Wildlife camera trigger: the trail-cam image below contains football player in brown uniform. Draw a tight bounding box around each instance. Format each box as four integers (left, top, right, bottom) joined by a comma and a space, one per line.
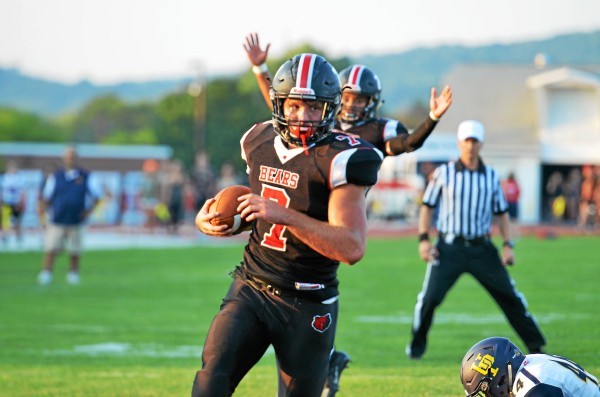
244, 32, 452, 395
193, 53, 383, 396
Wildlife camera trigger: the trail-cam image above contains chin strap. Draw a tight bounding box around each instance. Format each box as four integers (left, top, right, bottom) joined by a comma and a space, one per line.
507, 362, 514, 397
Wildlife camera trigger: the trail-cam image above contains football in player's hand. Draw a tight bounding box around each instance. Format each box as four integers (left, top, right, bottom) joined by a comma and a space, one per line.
206, 185, 251, 234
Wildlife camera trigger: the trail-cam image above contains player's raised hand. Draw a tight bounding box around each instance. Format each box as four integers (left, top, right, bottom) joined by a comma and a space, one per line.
243, 32, 270, 67
430, 85, 453, 119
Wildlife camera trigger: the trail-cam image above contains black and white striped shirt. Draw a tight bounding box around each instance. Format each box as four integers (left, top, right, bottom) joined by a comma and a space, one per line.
422, 159, 508, 238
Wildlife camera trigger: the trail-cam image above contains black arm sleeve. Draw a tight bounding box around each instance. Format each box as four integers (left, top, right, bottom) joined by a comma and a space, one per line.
387, 115, 438, 155
345, 148, 383, 187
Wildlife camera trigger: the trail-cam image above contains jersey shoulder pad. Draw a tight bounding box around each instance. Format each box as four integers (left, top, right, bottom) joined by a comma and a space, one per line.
379, 117, 408, 133
241, 121, 273, 144
241, 121, 276, 163
329, 142, 383, 188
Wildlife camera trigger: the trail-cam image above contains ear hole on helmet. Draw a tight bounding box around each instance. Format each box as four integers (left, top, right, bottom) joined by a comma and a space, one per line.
497, 375, 506, 386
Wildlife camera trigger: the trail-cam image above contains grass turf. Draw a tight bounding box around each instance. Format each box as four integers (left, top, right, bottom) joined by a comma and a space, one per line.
1, 235, 598, 396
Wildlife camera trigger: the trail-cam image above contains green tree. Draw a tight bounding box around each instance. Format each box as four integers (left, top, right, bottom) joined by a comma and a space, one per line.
69, 95, 158, 143
205, 77, 271, 173
1, 43, 351, 179
154, 92, 196, 168
0, 107, 66, 142
101, 128, 158, 145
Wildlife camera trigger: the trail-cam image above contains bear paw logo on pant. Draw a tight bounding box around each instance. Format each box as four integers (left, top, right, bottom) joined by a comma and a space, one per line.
311, 313, 332, 333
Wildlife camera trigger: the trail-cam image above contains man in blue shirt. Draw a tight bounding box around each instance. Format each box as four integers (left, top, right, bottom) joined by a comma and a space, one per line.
38, 146, 99, 285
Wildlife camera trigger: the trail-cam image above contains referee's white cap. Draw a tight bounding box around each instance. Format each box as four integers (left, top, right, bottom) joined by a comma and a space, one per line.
457, 120, 485, 142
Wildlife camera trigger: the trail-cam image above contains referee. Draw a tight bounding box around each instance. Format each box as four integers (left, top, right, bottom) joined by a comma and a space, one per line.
406, 120, 546, 360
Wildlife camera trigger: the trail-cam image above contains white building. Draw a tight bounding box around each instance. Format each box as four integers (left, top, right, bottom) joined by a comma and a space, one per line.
376, 62, 600, 224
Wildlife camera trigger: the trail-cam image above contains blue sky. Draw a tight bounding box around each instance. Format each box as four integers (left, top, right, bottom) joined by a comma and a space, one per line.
1, 0, 599, 84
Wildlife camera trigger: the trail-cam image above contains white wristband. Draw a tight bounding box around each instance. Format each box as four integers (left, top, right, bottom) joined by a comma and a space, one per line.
429, 111, 440, 121
252, 63, 268, 75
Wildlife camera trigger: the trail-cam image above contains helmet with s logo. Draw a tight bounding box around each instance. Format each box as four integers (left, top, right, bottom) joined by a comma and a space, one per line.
460, 337, 525, 397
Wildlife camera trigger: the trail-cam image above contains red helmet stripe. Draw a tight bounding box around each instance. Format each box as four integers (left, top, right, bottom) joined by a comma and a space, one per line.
349, 65, 364, 86
297, 54, 315, 90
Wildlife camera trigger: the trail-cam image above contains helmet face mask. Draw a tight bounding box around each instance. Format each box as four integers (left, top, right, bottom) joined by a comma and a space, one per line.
270, 53, 341, 147
338, 65, 382, 126
465, 376, 493, 396
460, 337, 525, 397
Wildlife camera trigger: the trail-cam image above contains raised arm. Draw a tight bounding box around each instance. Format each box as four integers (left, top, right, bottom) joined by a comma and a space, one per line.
243, 32, 273, 110
385, 85, 453, 156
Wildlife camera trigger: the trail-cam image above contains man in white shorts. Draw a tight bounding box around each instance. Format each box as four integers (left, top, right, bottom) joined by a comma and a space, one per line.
38, 147, 99, 285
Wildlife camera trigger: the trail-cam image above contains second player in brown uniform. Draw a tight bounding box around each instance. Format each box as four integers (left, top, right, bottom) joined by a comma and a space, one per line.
336, 64, 452, 157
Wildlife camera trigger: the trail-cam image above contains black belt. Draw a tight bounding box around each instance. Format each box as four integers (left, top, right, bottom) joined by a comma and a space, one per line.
244, 273, 283, 296
439, 233, 489, 246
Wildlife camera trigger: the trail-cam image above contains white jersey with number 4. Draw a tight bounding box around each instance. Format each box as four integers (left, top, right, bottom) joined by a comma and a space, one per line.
512, 354, 599, 397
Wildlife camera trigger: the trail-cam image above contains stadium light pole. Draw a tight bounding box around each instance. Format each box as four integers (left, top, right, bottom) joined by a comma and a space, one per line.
188, 62, 206, 158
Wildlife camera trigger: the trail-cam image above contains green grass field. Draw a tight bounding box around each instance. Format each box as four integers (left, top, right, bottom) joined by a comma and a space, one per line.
1, 235, 599, 396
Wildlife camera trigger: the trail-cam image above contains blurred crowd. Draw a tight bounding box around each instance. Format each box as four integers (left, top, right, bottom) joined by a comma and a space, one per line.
137, 151, 243, 234
2, 154, 600, 247
544, 164, 600, 230
0, 150, 245, 247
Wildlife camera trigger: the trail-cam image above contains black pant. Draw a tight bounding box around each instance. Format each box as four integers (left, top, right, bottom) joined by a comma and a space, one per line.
192, 276, 338, 396
410, 239, 546, 353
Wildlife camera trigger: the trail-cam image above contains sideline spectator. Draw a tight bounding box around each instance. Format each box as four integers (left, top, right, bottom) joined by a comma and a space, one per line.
190, 151, 216, 213
183, 180, 197, 223
562, 168, 581, 223
37, 147, 99, 285
502, 172, 520, 221
215, 162, 241, 192
578, 164, 598, 232
545, 171, 564, 223
588, 165, 600, 230
1, 160, 26, 247
139, 159, 161, 231
593, 165, 600, 228
165, 159, 186, 234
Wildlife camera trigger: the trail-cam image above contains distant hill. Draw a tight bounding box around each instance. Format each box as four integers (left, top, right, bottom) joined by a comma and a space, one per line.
355, 30, 600, 113
0, 68, 192, 116
1, 30, 599, 117
354, 30, 600, 111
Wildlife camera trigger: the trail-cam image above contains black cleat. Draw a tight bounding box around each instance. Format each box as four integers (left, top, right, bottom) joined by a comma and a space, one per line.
322, 350, 351, 397
406, 343, 425, 360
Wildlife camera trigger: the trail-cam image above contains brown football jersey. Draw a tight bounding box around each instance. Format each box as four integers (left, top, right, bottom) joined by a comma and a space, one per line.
240, 121, 383, 299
